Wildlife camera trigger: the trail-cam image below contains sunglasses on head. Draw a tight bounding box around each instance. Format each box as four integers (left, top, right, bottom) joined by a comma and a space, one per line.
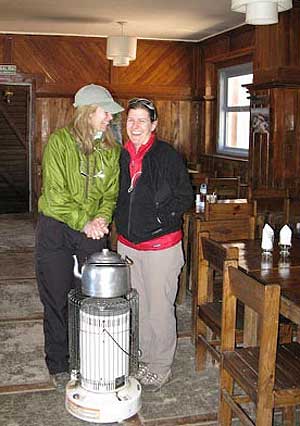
128, 98, 157, 121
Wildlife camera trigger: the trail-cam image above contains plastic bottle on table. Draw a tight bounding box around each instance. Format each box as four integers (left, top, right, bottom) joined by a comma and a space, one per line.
198, 183, 207, 212
195, 193, 201, 213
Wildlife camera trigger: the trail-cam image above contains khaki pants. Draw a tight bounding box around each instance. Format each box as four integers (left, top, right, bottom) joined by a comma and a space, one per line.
118, 241, 184, 375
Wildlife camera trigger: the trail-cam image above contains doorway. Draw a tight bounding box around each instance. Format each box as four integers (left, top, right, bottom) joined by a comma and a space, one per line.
0, 83, 31, 214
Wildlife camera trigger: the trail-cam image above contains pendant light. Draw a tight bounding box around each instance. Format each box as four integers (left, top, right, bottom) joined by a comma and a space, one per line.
106, 22, 137, 67
231, 0, 293, 25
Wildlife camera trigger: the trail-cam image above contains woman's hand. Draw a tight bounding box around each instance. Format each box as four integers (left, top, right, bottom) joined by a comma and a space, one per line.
83, 217, 109, 239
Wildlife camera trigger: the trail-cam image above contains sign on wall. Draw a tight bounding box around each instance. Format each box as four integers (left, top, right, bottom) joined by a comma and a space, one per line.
0, 65, 17, 75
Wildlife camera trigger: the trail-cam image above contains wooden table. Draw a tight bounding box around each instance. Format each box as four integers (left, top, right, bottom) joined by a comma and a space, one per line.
222, 238, 300, 327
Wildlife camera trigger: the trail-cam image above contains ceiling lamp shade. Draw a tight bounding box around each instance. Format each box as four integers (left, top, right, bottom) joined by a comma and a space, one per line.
106, 36, 137, 66
231, 0, 293, 25
106, 22, 137, 67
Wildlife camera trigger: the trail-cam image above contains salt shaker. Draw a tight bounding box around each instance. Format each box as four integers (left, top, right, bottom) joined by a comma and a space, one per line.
200, 183, 207, 202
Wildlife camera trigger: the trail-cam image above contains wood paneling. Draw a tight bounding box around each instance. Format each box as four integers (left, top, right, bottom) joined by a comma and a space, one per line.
12, 35, 110, 95
246, 5, 300, 199
35, 98, 73, 153
229, 26, 254, 52
200, 26, 254, 62
196, 26, 255, 179
248, 86, 300, 197
254, 8, 300, 85
111, 40, 192, 99
35, 97, 192, 157
199, 154, 248, 188
2, 35, 193, 99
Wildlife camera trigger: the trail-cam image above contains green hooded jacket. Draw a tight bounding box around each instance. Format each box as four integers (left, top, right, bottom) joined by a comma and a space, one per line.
38, 128, 121, 231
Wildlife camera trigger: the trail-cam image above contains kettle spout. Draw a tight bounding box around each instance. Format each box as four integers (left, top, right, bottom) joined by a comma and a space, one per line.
73, 255, 82, 279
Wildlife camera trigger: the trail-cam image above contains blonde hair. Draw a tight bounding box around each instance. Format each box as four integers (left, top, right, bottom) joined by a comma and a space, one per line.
69, 104, 117, 155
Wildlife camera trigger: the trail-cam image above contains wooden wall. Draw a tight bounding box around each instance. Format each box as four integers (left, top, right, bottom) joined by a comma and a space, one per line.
195, 4, 300, 223
0, 34, 198, 209
196, 25, 255, 184
248, 5, 300, 200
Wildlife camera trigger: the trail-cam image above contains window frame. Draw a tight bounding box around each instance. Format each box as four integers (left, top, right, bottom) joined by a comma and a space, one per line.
217, 62, 253, 158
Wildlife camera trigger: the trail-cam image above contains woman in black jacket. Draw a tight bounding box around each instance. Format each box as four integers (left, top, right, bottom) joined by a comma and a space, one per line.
115, 98, 193, 392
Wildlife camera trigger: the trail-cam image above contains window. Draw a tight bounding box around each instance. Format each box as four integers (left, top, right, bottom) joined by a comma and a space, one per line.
217, 63, 253, 157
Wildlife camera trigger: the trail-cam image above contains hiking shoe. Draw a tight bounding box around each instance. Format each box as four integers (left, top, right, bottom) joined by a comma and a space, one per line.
135, 362, 150, 381
51, 372, 70, 392
140, 369, 172, 392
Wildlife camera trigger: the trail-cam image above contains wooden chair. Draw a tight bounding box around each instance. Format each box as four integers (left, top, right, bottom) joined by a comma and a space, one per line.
176, 210, 192, 304
195, 236, 241, 371
249, 187, 290, 237
205, 177, 241, 199
219, 266, 300, 426
195, 234, 293, 371
191, 201, 256, 345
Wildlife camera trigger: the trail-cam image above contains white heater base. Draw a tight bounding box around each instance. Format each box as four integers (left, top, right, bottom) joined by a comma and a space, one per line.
65, 377, 142, 423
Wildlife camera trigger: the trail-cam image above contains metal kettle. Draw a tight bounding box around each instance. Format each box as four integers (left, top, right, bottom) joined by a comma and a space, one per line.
73, 248, 132, 298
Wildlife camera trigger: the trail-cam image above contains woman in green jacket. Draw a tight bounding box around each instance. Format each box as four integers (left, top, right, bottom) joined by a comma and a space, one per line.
36, 84, 123, 386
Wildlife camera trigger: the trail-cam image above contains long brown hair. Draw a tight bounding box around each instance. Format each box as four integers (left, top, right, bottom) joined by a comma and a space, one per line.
69, 104, 117, 155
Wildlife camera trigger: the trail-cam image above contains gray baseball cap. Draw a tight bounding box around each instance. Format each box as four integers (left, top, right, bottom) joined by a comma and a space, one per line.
73, 84, 124, 114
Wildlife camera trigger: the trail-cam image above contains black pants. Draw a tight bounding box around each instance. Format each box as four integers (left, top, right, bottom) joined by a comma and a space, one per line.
35, 214, 107, 374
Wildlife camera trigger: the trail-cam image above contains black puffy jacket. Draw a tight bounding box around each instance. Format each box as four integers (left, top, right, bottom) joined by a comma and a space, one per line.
115, 138, 194, 244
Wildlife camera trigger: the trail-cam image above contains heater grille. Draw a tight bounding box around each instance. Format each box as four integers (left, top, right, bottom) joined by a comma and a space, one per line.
68, 288, 139, 385
80, 298, 130, 393
68, 288, 87, 373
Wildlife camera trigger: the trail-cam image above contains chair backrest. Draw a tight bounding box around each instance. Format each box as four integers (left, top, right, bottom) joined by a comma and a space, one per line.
198, 234, 239, 304
197, 216, 256, 241
249, 187, 290, 236
205, 177, 240, 199
204, 199, 253, 222
200, 235, 239, 274
221, 266, 281, 407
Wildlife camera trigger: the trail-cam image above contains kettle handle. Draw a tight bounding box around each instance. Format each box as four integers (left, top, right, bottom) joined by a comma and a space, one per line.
125, 255, 133, 265
73, 255, 84, 278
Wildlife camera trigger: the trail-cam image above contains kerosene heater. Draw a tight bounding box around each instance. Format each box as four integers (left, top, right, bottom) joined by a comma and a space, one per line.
65, 249, 142, 423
